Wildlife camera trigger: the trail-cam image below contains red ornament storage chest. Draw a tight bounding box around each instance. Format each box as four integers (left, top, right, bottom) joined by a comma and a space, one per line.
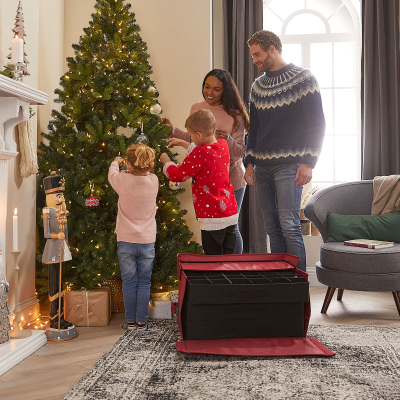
175, 253, 334, 357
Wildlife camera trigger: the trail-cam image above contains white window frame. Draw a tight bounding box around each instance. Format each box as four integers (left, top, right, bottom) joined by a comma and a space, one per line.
263, 0, 362, 186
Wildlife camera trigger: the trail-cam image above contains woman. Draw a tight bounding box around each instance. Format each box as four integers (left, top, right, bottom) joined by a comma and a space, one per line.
166, 69, 249, 254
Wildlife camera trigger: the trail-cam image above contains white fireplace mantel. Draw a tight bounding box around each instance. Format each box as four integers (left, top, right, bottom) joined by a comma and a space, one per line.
0, 74, 49, 154
0, 75, 49, 376
0, 74, 49, 104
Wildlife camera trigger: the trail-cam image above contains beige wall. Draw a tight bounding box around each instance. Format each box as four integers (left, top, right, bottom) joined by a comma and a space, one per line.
0, 0, 41, 321
37, 0, 65, 142
130, 0, 212, 244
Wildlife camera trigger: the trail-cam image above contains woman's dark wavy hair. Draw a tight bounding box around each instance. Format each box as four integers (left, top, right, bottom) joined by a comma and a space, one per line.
202, 69, 249, 132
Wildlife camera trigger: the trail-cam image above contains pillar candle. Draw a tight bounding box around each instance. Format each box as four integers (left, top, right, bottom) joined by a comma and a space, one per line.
11, 36, 23, 63
13, 208, 18, 251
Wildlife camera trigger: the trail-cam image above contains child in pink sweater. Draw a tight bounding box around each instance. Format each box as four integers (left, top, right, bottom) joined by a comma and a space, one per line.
108, 144, 158, 331
160, 109, 238, 255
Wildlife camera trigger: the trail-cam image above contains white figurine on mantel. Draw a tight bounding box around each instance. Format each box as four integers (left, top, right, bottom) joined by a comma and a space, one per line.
0, 246, 11, 345
5, 1, 30, 76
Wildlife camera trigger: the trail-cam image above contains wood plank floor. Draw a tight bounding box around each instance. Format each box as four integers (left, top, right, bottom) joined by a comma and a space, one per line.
1, 287, 399, 400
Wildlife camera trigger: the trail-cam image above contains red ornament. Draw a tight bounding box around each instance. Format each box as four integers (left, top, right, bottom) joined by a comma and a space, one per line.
85, 195, 99, 209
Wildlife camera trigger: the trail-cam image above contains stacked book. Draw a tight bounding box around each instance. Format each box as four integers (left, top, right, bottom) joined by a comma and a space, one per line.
343, 239, 394, 249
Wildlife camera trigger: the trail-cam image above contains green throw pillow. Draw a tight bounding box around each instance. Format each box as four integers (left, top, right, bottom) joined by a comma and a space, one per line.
326, 210, 400, 243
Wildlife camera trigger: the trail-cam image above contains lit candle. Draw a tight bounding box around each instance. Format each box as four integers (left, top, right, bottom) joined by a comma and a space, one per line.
11, 35, 23, 63
13, 208, 18, 251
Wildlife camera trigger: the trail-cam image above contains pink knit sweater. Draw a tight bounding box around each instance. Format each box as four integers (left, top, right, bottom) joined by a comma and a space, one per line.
108, 161, 159, 244
171, 101, 246, 191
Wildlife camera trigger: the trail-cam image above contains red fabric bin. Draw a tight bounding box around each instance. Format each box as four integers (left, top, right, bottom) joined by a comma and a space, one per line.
175, 253, 333, 357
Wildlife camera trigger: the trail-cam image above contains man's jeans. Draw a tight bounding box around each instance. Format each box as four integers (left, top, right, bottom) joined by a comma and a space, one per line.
255, 164, 306, 271
117, 242, 155, 323
233, 186, 246, 254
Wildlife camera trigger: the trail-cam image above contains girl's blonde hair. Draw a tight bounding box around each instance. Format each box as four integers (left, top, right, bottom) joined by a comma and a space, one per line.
126, 143, 155, 171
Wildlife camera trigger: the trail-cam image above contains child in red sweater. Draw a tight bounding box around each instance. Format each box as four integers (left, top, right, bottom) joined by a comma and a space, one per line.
109, 144, 158, 331
160, 109, 238, 255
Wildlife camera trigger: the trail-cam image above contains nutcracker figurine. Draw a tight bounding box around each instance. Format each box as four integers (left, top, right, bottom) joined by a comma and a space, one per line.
42, 171, 78, 340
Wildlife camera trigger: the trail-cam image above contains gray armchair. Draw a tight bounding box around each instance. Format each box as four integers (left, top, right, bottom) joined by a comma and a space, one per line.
304, 180, 400, 316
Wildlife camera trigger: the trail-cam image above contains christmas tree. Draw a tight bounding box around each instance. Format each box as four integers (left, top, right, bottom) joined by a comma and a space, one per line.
36, 0, 202, 294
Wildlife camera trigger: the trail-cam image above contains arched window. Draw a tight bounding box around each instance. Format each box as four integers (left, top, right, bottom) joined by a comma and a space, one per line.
263, 0, 361, 186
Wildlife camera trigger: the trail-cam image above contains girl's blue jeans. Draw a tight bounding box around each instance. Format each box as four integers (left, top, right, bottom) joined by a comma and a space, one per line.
255, 164, 306, 271
117, 241, 155, 323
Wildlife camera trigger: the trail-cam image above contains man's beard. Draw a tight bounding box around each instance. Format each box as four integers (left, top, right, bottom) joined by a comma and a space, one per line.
260, 53, 274, 72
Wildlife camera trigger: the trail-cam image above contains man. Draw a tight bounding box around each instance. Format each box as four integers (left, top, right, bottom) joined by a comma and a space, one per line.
244, 30, 325, 271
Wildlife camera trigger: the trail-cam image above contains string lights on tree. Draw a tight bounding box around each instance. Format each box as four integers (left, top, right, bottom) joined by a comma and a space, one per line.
36, 0, 201, 295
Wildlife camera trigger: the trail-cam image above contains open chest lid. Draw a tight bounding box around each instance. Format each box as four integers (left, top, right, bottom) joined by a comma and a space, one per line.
177, 253, 300, 277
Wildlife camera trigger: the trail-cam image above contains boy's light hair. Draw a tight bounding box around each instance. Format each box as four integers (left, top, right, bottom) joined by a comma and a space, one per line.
126, 143, 155, 171
185, 109, 216, 137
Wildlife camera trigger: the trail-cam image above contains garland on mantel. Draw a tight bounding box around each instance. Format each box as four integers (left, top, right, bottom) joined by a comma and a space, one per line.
0, 69, 12, 78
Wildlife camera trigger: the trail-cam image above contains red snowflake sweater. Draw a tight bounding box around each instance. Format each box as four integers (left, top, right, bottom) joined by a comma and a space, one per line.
163, 139, 238, 231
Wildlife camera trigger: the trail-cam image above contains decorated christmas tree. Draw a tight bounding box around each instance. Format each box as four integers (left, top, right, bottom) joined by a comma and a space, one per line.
36, 0, 202, 294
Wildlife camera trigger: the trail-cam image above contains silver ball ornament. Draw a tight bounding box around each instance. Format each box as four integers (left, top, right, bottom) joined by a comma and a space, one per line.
150, 104, 162, 115
136, 133, 149, 144
169, 181, 181, 190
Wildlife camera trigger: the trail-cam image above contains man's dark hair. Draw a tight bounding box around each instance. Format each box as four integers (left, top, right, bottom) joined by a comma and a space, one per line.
202, 69, 249, 131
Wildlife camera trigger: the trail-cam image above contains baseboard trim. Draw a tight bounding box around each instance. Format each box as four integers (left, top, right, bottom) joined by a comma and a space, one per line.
0, 330, 47, 376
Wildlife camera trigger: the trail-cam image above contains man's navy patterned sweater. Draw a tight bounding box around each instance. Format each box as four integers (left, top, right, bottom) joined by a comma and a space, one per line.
244, 63, 325, 168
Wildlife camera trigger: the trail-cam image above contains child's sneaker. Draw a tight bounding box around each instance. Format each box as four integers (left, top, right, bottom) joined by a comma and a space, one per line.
136, 322, 152, 331
121, 322, 136, 331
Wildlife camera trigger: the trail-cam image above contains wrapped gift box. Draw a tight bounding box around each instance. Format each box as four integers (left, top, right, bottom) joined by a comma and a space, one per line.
169, 290, 179, 303
169, 290, 179, 316
101, 277, 124, 313
65, 287, 111, 327
148, 300, 172, 319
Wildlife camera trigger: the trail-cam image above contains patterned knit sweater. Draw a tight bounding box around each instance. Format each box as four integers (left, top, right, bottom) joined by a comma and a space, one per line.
244, 63, 325, 168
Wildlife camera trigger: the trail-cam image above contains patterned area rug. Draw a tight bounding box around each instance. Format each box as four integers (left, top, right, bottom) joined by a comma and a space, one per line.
63, 321, 400, 400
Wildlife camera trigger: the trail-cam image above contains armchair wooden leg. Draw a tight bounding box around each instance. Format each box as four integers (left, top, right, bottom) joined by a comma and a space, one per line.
337, 289, 344, 301
393, 291, 400, 317
321, 287, 336, 314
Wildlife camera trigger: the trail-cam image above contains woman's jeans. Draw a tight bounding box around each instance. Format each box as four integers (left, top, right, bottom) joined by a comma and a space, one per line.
233, 186, 245, 254
117, 241, 155, 323
255, 164, 306, 271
